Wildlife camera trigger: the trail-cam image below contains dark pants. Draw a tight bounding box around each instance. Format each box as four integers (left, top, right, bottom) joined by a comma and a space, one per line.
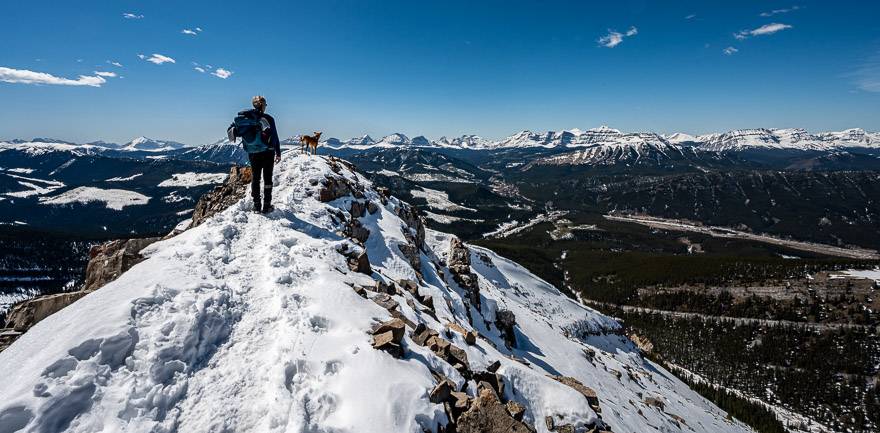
248, 151, 275, 209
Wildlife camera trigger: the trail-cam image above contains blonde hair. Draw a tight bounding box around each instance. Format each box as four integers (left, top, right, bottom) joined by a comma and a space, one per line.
252, 95, 267, 110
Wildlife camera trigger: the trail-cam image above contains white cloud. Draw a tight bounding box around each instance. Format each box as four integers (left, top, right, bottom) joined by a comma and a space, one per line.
182, 29, 197, 35
760, 6, 800, 17
0, 66, 106, 87
684, 14, 696, 20
195, 27, 203, 32
849, 53, 880, 93
122, 13, 143, 20
598, 26, 637, 48
723, 46, 739, 55
107, 60, 123, 68
94, 71, 117, 77
194, 67, 206, 73
212, 68, 233, 79
139, 53, 176, 65
735, 23, 793, 40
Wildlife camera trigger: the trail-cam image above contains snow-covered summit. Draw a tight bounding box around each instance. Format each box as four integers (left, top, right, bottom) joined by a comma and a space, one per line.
121, 136, 188, 152
0, 153, 754, 433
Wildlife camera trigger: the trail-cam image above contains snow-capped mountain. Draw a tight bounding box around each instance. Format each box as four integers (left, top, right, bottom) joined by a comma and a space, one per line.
176, 138, 248, 164
691, 128, 880, 153
434, 135, 494, 149
121, 136, 188, 152
0, 154, 755, 433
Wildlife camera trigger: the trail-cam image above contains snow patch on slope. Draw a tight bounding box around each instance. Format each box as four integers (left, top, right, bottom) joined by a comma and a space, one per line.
39, 187, 150, 210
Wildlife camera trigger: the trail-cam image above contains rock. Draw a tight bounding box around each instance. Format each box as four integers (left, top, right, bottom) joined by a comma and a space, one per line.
430, 378, 455, 404
346, 220, 370, 243
487, 360, 501, 373
372, 318, 406, 342
371, 293, 399, 311
551, 376, 600, 412
447, 322, 478, 346
474, 371, 505, 398
372, 331, 403, 358
367, 200, 379, 214
447, 237, 481, 312
390, 310, 417, 328
352, 285, 368, 298
348, 250, 372, 275
412, 325, 439, 346
398, 279, 418, 292
506, 401, 525, 421
319, 176, 354, 202
644, 396, 665, 410
376, 187, 391, 198
447, 344, 470, 369
350, 200, 365, 218
426, 335, 451, 355
83, 237, 161, 292
629, 333, 654, 354
191, 166, 250, 227
495, 309, 517, 348
5, 292, 86, 332
457, 389, 535, 433
397, 242, 421, 274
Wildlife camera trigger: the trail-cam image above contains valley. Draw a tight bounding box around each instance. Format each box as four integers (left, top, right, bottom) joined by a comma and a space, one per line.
2, 126, 879, 433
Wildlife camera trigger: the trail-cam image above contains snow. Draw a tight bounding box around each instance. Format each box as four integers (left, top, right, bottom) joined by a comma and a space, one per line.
39, 186, 150, 210
5, 168, 35, 174
105, 173, 143, 182
121, 136, 187, 152
158, 172, 228, 188
410, 187, 476, 212
3, 175, 65, 198
838, 268, 880, 281
0, 154, 755, 433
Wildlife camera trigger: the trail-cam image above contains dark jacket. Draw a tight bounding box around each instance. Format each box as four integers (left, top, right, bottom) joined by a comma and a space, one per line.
231, 109, 282, 157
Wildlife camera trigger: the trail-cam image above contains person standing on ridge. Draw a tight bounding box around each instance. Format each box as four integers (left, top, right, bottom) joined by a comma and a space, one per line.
228, 95, 282, 213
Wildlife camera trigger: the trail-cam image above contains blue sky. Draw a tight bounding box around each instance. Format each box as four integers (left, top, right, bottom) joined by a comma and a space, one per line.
1, 0, 878, 145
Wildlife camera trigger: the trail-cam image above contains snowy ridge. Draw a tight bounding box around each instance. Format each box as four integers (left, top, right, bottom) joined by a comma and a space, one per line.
0, 154, 754, 433
317, 126, 879, 152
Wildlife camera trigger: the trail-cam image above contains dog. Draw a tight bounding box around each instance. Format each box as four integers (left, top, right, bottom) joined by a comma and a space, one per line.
299, 131, 322, 156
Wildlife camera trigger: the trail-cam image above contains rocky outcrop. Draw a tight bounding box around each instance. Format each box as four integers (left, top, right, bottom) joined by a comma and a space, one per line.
83, 237, 162, 292
447, 237, 481, 313
191, 166, 251, 227
371, 318, 405, 358
551, 376, 601, 413
495, 309, 517, 349
395, 202, 425, 273
457, 389, 536, 433
4, 292, 86, 332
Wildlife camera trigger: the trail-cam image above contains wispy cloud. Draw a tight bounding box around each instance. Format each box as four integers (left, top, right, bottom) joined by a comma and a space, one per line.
122, 13, 143, 20
107, 60, 123, 68
0, 66, 106, 87
212, 68, 233, 79
598, 26, 638, 48
94, 71, 117, 78
138, 53, 176, 65
194, 67, 206, 73
849, 52, 880, 93
723, 46, 739, 55
734, 23, 792, 40
182, 27, 202, 36
760, 6, 800, 17
684, 14, 697, 20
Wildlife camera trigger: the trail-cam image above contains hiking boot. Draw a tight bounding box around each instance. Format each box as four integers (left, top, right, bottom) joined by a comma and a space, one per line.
261, 204, 275, 214
253, 200, 262, 213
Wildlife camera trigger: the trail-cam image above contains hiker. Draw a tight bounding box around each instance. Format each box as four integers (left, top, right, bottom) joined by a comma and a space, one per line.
227, 95, 282, 213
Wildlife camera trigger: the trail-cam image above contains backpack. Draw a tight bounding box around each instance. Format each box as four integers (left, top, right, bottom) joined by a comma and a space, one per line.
229, 110, 271, 154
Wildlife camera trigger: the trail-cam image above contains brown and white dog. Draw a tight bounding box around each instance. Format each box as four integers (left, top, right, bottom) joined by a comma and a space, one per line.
299, 131, 322, 155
